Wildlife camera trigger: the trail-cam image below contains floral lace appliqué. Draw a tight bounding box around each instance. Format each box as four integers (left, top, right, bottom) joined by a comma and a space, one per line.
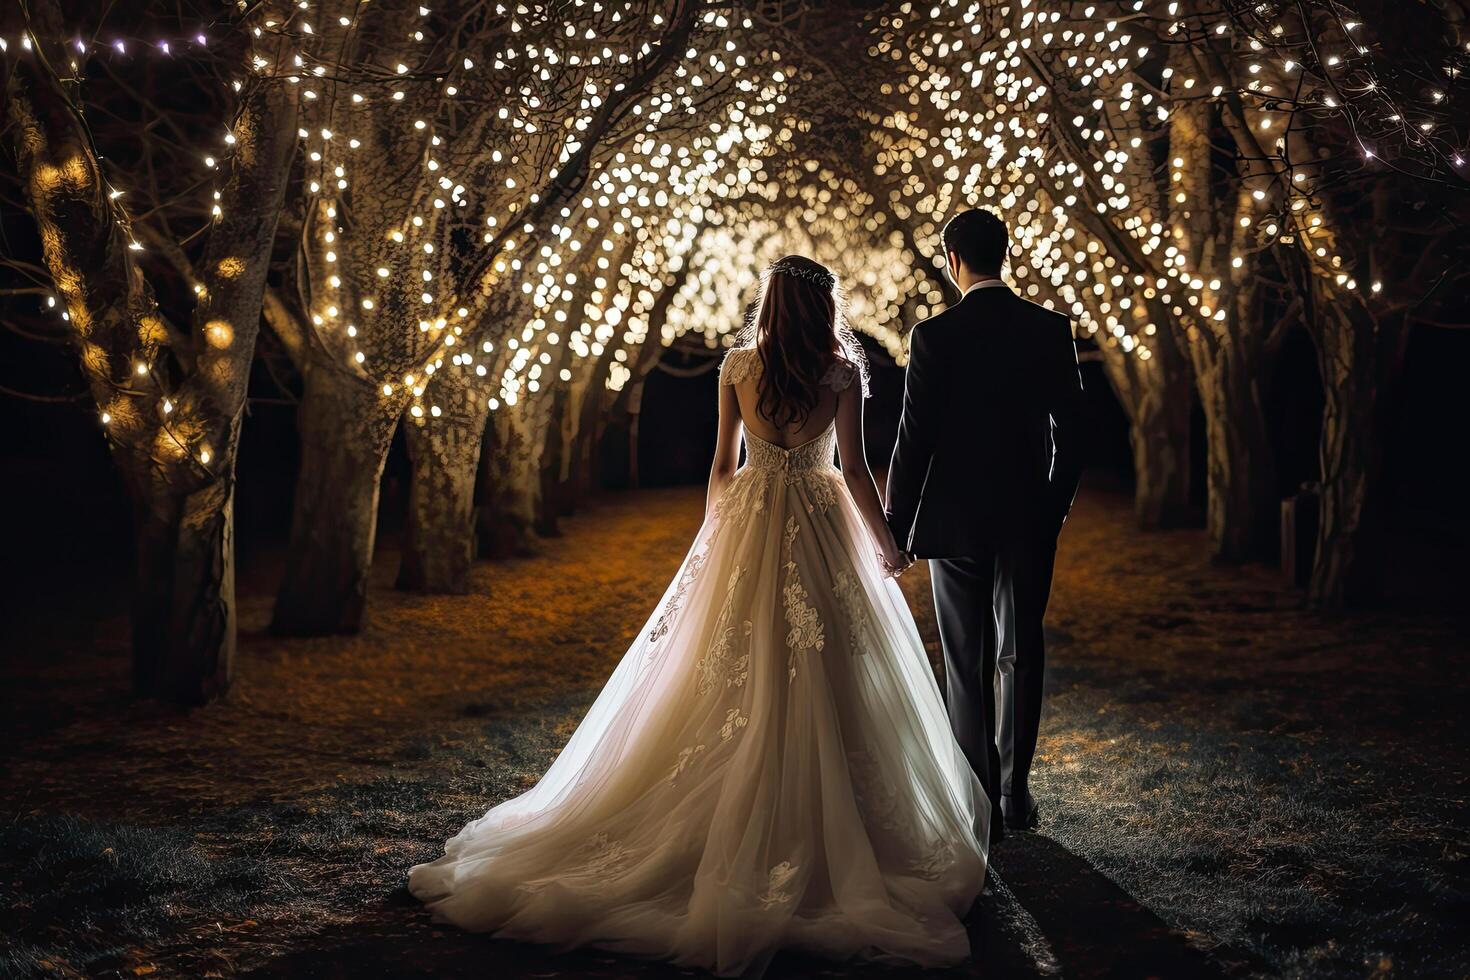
519, 833, 631, 894
713, 468, 769, 530
669, 743, 706, 785
719, 347, 761, 386
782, 517, 825, 681
832, 569, 870, 654
696, 566, 750, 694
731, 623, 752, 688
744, 426, 837, 477
848, 749, 959, 878
848, 749, 905, 835
720, 707, 749, 742
820, 358, 858, 393
579, 832, 631, 876
799, 471, 840, 513
910, 839, 957, 881
649, 549, 706, 644
758, 861, 800, 910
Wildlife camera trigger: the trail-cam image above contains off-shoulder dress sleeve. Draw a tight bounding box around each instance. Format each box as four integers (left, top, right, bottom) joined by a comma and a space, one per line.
720, 347, 760, 385
821, 358, 859, 393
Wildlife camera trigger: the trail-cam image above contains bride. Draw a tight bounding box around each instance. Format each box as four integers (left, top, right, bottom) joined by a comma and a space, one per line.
409, 255, 989, 976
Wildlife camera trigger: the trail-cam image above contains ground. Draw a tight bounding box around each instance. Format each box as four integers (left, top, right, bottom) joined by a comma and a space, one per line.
1, 485, 1465, 979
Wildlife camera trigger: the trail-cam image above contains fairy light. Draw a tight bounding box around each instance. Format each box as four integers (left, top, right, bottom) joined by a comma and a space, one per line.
10, 0, 1461, 497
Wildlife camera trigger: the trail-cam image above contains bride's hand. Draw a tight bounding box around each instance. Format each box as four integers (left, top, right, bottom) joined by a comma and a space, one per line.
879, 540, 911, 579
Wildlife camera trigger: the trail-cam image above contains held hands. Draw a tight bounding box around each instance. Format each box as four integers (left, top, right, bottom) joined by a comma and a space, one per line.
879, 541, 914, 579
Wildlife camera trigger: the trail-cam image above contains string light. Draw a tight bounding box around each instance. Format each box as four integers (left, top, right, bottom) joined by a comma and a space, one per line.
8, 0, 1463, 481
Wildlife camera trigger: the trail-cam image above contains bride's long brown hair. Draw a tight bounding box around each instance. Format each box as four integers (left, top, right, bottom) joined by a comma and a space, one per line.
749, 255, 865, 429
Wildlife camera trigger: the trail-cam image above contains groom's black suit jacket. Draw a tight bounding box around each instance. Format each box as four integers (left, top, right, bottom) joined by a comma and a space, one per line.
885, 284, 1084, 557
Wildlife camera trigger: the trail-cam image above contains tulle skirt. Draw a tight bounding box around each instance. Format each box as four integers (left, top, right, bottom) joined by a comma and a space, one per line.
409, 458, 989, 977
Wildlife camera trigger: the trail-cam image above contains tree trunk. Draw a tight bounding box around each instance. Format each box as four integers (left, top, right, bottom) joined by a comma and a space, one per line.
273, 368, 398, 634
397, 372, 491, 593
567, 421, 597, 506
569, 400, 607, 503
1098, 310, 1195, 532
628, 406, 643, 489
566, 344, 622, 505
477, 399, 538, 557
553, 378, 585, 519
534, 382, 570, 537
7, 6, 297, 702
1164, 75, 1279, 562
1308, 301, 1407, 608
1286, 178, 1413, 607
1194, 336, 1277, 562
125, 427, 239, 705
1128, 364, 1195, 531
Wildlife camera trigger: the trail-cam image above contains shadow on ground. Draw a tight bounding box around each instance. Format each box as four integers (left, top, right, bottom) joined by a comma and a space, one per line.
237, 832, 1226, 980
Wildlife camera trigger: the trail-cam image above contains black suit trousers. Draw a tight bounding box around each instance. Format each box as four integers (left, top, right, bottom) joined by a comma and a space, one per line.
996, 537, 1057, 800
929, 553, 1003, 810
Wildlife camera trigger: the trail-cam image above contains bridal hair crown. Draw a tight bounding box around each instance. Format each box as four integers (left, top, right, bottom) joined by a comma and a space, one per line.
768, 260, 836, 291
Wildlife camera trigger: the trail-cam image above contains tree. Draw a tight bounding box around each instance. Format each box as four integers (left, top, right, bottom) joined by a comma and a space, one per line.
269, 0, 714, 632
1196, 0, 1469, 597
395, 344, 494, 593
5, 0, 298, 702
1162, 63, 1281, 560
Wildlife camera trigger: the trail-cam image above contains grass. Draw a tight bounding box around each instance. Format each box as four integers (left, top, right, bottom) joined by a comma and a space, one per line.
1, 485, 1466, 978
0, 714, 579, 978
1035, 704, 1467, 977
0, 815, 297, 977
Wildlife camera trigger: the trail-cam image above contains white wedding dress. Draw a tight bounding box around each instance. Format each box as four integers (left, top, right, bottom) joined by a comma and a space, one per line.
410, 348, 989, 976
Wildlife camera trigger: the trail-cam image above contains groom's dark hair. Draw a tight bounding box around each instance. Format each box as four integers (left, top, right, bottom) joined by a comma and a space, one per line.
942, 208, 1007, 274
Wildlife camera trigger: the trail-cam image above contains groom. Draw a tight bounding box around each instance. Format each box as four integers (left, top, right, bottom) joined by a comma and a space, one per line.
885, 207, 1084, 844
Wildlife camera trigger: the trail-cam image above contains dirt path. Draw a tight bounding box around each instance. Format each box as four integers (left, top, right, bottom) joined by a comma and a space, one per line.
2, 486, 1463, 979
3, 488, 703, 813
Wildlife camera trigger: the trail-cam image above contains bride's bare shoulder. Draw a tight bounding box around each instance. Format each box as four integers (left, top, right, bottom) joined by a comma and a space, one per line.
720, 346, 760, 385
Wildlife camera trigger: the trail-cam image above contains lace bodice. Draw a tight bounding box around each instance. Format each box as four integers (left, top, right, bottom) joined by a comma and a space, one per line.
744, 425, 838, 474
720, 347, 852, 477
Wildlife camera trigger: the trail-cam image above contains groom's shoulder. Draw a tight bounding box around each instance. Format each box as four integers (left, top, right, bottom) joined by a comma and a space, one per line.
912, 293, 1011, 338
904, 308, 959, 360
911, 302, 967, 339
1015, 293, 1071, 329
1011, 290, 1070, 321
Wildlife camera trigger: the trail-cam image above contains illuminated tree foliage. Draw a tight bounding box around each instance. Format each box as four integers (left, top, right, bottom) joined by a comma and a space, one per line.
4, 0, 1464, 701
259, 0, 745, 632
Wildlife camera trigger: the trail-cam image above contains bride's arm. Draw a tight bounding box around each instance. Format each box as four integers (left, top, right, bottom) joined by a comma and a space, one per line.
835, 384, 908, 574
706, 382, 743, 521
